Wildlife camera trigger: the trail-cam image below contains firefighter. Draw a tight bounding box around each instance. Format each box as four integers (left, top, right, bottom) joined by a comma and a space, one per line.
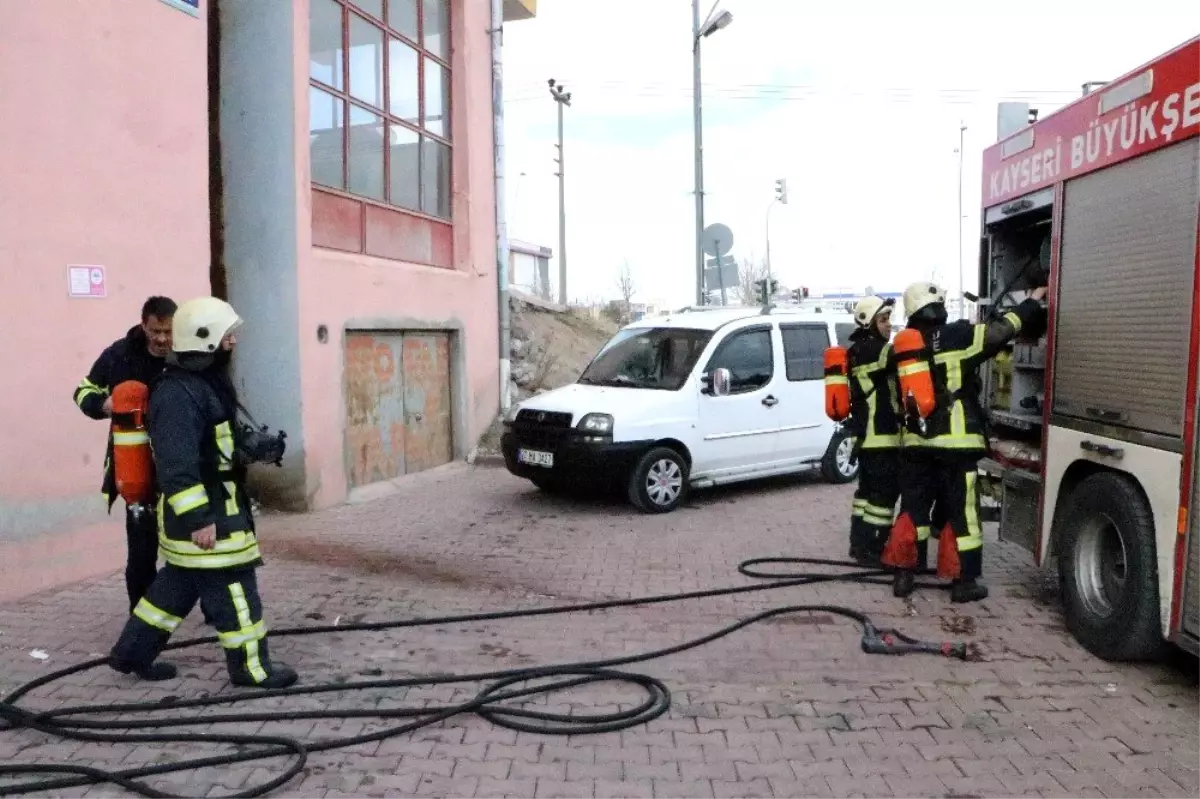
845, 295, 902, 565
108, 296, 297, 688
883, 281, 1047, 602
73, 296, 181, 614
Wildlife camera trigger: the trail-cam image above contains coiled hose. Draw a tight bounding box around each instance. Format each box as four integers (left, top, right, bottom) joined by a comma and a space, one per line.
0, 556, 960, 798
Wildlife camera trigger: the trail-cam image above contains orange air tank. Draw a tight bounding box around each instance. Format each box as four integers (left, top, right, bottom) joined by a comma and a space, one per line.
823, 346, 851, 421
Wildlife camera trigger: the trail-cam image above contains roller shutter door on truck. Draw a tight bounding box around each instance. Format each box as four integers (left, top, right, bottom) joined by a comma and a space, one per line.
1052, 137, 1199, 439
1186, 366, 1200, 638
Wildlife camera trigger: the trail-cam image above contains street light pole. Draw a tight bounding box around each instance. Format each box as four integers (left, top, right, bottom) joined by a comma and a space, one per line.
549, 79, 571, 305
692, 0, 732, 307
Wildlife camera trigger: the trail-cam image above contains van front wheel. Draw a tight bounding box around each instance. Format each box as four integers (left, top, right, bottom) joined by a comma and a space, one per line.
821, 427, 860, 484
628, 447, 689, 514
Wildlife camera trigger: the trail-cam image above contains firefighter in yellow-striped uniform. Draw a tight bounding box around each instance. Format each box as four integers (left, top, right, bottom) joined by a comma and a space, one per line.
844, 295, 903, 565
882, 281, 1047, 602
108, 297, 297, 688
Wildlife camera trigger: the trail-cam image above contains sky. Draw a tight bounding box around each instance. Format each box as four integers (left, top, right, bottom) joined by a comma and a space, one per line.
498, 0, 1199, 308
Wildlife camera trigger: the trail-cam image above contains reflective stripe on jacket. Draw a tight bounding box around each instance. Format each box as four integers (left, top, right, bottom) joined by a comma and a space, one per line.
148, 367, 261, 571
901, 299, 1044, 452
847, 333, 901, 450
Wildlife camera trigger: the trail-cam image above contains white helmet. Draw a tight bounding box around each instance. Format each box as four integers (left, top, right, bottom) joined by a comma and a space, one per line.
902, 281, 947, 318
852, 295, 894, 329
172, 297, 243, 354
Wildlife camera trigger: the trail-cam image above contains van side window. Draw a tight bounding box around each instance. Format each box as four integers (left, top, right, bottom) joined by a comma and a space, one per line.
705, 327, 773, 394
779, 324, 829, 381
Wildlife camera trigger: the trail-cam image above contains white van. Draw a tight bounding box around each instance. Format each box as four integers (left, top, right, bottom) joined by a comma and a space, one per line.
500, 305, 862, 513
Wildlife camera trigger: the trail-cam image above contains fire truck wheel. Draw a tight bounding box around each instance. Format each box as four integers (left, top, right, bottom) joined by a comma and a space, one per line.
1057, 472, 1166, 662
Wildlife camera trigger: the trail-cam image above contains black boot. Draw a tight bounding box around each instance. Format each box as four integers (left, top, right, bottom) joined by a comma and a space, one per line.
892, 569, 915, 598
109, 657, 178, 682
231, 662, 299, 689
227, 638, 299, 689
950, 578, 989, 603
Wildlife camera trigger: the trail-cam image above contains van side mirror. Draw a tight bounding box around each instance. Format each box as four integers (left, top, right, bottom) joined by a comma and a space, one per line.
707, 367, 731, 397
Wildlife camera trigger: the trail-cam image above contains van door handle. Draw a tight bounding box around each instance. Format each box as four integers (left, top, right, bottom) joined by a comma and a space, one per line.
1080, 440, 1123, 459
762, 395, 778, 408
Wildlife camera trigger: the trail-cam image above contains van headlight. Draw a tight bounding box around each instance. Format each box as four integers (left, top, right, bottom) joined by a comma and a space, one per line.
577, 413, 614, 434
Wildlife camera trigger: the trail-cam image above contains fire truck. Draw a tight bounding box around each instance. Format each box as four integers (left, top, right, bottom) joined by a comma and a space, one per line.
975, 35, 1199, 661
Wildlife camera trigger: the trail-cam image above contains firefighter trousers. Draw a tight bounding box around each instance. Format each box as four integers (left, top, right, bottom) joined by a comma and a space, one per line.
887, 449, 985, 580
849, 450, 900, 561
110, 564, 278, 685
123, 504, 159, 613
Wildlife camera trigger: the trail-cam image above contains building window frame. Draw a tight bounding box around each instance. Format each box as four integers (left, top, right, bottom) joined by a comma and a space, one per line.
308, 0, 453, 227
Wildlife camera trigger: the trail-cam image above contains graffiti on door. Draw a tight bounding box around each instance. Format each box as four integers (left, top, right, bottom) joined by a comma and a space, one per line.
344, 331, 453, 488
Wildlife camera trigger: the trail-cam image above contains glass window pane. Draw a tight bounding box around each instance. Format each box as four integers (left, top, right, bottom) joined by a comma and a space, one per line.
420, 136, 451, 218
351, 0, 383, 21
387, 37, 419, 125
422, 0, 448, 60
423, 57, 449, 138
388, 124, 420, 211
389, 0, 418, 40
309, 0, 343, 90
309, 86, 345, 189
347, 13, 384, 108
348, 105, 385, 201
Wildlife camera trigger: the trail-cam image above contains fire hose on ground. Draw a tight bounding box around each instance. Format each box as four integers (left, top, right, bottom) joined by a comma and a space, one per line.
0, 556, 969, 799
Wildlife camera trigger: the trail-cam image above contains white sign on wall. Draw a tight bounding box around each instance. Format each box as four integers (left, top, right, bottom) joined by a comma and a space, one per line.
157, 0, 200, 17
67, 265, 107, 299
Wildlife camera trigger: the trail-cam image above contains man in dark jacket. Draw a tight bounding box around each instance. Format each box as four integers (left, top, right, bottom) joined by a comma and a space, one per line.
74, 296, 177, 613
108, 296, 297, 688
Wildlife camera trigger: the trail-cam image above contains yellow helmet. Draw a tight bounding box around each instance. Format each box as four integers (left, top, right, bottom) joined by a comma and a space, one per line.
902, 281, 947, 318
172, 297, 243, 354
852, 295, 894, 329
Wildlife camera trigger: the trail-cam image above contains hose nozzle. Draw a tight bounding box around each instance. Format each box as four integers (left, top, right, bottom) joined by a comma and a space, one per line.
861, 624, 967, 659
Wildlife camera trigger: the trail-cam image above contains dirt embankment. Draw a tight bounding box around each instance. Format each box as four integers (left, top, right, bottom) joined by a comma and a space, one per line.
474, 295, 618, 456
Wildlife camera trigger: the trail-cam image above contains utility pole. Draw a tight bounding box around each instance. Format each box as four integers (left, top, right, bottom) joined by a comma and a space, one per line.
549, 78, 571, 305
957, 121, 966, 320
691, 0, 705, 306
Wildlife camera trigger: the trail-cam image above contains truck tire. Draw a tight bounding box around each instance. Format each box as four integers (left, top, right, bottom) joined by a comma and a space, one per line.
1056, 472, 1166, 661
628, 446, 689, 514
820, 427, 860, 484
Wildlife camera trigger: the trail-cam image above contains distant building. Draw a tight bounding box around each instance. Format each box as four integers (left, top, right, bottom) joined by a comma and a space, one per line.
509, 240, 553, 301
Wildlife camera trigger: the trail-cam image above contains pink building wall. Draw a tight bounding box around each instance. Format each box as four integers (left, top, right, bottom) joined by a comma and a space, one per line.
0, 2, 211, 601
295, 0, 500, 509
217, 0, 499, 512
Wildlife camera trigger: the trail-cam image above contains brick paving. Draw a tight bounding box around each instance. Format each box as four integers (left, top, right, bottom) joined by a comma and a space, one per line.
1, 463, 1196, 798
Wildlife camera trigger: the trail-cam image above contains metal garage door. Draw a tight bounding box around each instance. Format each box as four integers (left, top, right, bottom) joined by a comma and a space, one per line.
343, 331, 454, 488
1052, 137, 1199, 439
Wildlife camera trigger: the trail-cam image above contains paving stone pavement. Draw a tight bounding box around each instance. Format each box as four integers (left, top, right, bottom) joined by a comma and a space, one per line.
1, 463, 1196, 799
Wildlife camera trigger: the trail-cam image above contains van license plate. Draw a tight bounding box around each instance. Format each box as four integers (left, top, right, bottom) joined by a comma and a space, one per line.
518, 449, 554, 468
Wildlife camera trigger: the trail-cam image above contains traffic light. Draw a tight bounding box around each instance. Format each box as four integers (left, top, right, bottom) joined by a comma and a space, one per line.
774, 178, 788, 204
754, 278, 779, 305
790, 287, 807, 302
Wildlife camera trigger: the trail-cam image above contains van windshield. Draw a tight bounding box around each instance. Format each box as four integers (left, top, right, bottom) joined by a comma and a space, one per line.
579, 327, 713, 391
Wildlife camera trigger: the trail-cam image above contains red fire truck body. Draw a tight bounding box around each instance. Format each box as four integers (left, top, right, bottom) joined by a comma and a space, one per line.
976, 36, 1200, 660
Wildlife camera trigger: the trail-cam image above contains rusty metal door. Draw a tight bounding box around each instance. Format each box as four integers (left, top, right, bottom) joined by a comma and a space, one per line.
344, 331, 453, 489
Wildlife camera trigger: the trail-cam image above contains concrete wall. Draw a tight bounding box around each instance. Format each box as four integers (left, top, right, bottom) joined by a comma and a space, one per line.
0, 2, 211, 600
217, 0, 308, 509
295, 0, 500, 509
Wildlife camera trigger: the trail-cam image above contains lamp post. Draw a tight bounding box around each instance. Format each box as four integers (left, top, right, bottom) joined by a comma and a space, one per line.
549, 78, 571, 305
692, 0, 733, 305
